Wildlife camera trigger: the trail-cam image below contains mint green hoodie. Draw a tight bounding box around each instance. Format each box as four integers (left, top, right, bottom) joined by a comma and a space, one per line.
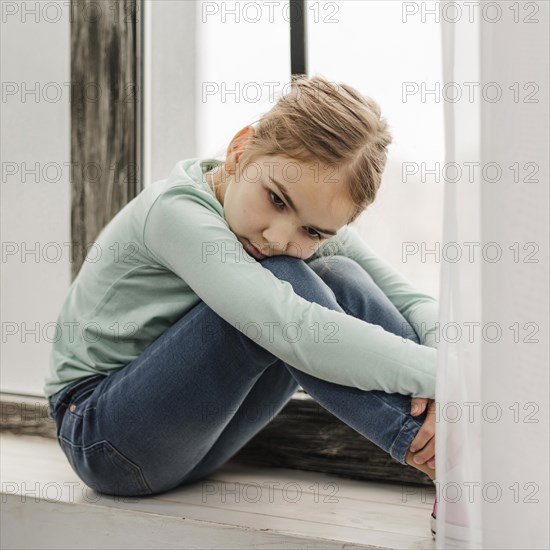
43, 158, 439, 399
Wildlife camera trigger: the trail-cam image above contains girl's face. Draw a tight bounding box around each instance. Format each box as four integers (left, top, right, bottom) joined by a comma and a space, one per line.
208, 149, 356, 260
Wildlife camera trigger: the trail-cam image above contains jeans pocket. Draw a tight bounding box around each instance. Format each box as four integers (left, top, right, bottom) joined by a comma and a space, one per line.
48, 375, 106, 420
65, 386, 98, 418
59, 438, 152, 498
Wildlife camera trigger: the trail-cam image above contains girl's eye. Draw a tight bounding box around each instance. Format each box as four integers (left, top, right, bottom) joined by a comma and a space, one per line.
268, 191, 322, 239
305, 227, 322, 239
270, 191, 285, 209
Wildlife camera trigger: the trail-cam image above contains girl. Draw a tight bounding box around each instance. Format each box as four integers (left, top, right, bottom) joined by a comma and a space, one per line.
45, 75, 438, 534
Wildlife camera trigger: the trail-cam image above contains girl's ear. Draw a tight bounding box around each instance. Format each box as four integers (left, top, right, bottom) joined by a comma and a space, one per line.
226, 126, 256, 159
225, 126, 256, 174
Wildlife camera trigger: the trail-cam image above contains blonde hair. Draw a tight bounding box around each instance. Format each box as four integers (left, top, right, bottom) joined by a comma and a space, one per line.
223, 74, 393, 226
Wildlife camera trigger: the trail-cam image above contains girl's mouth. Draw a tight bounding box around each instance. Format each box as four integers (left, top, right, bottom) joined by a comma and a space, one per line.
246, 240, 267, 260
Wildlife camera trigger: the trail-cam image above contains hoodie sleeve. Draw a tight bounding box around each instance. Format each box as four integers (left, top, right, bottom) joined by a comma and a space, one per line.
309, 224, 440, 351
143, 186, 437, 398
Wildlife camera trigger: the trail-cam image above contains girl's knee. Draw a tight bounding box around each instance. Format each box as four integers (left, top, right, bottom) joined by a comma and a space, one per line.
310, 255, 375, 285
259, 255, 340, 310
308, 256, 380, 304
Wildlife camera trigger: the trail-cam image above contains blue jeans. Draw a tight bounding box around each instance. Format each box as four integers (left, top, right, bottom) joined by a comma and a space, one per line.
47, 255, 428, 497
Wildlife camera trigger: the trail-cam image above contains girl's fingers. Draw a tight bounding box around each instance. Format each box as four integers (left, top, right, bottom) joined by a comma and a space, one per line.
412, 438, 435, 465
409, 400, 437, 468
410, 404, 436, 452
410, 397, 428, 416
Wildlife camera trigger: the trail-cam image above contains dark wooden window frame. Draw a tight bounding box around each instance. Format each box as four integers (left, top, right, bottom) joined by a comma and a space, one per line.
0, 0, 431, 489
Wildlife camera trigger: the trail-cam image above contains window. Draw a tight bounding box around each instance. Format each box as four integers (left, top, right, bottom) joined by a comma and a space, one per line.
307, 0, 444, 298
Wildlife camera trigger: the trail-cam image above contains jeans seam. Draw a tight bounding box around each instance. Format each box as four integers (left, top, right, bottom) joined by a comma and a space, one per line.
390, 416, 422, 465
59, 437, 152, 495
334, 299, 355, 318
366, 391, 420, 464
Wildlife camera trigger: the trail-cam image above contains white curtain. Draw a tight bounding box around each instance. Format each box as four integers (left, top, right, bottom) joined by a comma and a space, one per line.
436, 1, 549, 548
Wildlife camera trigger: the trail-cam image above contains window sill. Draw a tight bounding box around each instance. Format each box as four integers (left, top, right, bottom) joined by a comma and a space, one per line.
1, 432, 435, 549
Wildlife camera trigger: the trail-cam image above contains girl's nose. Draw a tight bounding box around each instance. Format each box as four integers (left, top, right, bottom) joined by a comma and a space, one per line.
262, 225, 295, 254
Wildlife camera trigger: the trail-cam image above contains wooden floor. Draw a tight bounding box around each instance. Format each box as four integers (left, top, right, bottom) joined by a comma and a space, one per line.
1, 433, 436, 549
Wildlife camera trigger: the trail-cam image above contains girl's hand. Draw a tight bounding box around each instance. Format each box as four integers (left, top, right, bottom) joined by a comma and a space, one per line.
409, 398, 436, 469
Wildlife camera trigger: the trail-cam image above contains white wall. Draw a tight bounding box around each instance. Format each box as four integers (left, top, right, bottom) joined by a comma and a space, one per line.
1, 0, 71, 396
479, 2, 549, 545
435, 2, 549, 546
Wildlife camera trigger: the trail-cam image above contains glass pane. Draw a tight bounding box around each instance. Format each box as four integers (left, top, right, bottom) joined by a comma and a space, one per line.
196, 0, 292, 158
308, 0, 444, 297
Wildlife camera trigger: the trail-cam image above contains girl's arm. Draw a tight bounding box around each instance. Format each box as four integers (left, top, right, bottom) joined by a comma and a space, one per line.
308, 224, 440, 351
